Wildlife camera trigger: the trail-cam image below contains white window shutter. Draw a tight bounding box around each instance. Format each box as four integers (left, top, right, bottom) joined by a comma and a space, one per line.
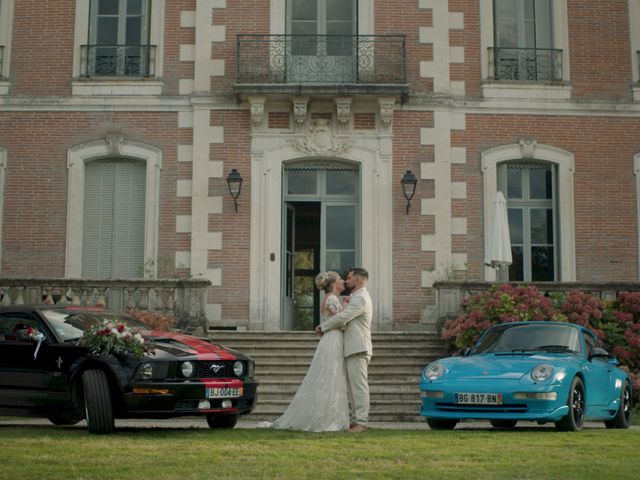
82, 160, 146, 279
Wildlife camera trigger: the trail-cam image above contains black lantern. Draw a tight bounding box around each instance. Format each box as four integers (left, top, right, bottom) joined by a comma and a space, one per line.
401, 170, 418, 215
226, 169, 243, 213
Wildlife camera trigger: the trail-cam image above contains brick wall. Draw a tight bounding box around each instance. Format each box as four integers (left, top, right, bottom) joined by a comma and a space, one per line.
0, 111, 180, 277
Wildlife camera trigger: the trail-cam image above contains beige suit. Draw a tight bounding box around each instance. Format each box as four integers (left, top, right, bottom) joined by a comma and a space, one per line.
319, 287, 372, 426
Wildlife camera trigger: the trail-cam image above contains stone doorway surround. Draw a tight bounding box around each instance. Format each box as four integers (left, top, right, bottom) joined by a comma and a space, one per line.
248, 97, 396, 331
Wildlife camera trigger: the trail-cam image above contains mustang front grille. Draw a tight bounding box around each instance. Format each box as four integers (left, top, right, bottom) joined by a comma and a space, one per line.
193, 361, 236, 378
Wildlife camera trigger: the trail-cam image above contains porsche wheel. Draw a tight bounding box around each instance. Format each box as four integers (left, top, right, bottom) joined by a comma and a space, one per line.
604, 380, 632, 429
426, 418, 458, 430
206, 414, 238, 429
555, 376, 585, 432
490, 419, 517, 429
82, 369, 115, 434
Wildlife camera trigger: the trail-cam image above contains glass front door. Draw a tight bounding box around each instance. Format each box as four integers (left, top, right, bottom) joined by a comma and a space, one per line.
281, 161, 360, 330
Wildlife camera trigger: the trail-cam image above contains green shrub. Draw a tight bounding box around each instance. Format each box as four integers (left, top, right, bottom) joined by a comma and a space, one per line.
442, 284, 640, 401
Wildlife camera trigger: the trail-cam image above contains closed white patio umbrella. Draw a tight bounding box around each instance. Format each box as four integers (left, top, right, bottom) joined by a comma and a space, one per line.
484, 190, 512, 274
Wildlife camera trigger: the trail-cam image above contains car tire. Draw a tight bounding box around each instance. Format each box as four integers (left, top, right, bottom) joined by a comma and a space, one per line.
490, 419, 517, 429
49, 380, 84, 426
555, 376, 585, 432
82, 369, 115, 434
206, 414, 239, 429
604, 380, 632, 429
426, 418, 458, 430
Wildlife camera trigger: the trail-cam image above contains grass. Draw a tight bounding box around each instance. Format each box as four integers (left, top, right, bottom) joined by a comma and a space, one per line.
0, 422, 638, 480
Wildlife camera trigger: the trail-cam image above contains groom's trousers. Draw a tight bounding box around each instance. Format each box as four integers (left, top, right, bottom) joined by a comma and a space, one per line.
346, 352, 371, 426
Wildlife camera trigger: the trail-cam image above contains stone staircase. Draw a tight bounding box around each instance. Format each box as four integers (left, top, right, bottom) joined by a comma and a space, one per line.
207, 331, 447, 422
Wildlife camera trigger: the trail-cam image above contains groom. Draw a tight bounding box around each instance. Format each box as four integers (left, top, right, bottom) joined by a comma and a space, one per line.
315, 267, 372, 432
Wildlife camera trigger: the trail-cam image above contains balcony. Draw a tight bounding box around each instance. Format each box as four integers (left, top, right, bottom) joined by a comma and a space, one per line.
80, 45, 156, 78
235, 34, 408, 97
488, 47, 563, 83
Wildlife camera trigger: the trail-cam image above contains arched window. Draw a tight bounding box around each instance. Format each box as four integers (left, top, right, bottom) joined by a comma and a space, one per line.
66, 138, 161, 278
482, 142, 575, 281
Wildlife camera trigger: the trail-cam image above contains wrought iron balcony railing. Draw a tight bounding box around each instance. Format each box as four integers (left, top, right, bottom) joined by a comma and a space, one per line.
236, 34, 407, 91
489, 47, 563, 82
80, 44, 156, 78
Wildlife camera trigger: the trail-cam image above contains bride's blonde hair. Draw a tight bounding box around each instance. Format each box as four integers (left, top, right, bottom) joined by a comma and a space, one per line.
314, 271, 340, 293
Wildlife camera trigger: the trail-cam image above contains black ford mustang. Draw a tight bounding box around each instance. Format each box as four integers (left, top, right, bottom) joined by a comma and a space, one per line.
0, 305, 258, 434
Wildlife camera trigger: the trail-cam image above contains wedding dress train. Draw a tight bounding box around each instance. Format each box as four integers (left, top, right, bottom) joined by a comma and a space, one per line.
258, 295, 349, 432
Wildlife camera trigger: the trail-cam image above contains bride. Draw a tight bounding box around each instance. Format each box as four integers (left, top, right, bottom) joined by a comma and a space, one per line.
258, 271, 349, 432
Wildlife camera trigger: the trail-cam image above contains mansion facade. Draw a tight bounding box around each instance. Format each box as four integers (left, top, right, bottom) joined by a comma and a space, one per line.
1, 0, 640, 331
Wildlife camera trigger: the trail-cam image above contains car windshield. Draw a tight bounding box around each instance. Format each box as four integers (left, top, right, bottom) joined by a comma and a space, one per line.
41, 310, 147, 342
471, 323, 582, 355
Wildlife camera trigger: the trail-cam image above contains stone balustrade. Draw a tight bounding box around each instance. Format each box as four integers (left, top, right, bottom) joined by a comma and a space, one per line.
0, 278, 210, 327
434, 281, 640, 331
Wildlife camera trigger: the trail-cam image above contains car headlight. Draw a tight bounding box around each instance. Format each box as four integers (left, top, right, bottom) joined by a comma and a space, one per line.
134, 362, 168, 380
233, 360, 245, 377
530, 364, 553, 382
180, 361, 195, 378
424, 362, 446, 381
136, 362, 154, 380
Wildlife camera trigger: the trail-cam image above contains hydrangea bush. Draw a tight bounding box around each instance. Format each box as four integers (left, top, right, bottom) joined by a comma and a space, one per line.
442, 285, 640, 401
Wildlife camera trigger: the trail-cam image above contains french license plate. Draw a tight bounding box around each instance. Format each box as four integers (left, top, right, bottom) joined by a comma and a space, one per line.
206, 387, 243, 399
454, 392, 502, 405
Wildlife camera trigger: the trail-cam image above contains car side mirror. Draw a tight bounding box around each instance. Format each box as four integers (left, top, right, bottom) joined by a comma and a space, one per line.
608, 356, 620, 366
588, 347, 609, 361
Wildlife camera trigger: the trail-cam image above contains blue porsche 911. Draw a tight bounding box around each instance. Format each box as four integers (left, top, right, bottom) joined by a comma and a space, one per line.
420, 321, 633, 431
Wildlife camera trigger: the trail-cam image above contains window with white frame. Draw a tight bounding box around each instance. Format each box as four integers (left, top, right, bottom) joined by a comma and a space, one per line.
66, 139, 161, 279
84, 0, 153, 77
480, 0, 570, 98
482, 142, 575, 282
492, 0, 559, 82
498, 162, 556, 281
0, 0, 14, 89
82, 159, 146, 278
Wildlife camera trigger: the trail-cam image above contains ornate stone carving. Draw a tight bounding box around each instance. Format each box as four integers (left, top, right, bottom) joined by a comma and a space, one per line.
292, 97, 309, 131
289, 119, 354, 155
378, 97, 396, 128
519, 139, 537, 160
105, 135, 124, 156
335, 97, 352, 125
249, 96, 266, 129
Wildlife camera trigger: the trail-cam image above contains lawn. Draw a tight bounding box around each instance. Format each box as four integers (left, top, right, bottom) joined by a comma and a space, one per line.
0, 422, 638, 480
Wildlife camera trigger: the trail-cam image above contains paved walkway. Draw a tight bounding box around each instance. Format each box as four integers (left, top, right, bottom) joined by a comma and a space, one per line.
1, 417, 637, 431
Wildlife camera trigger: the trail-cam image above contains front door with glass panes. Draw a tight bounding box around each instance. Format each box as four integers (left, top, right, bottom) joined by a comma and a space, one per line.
287, 0, 357, 83
282, 161, 360, 330
88, 0, 150, 76
493, 0, 553, 80
498, 162, 556, 281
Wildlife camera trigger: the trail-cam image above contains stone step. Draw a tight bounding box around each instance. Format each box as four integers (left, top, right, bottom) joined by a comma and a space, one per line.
206, 330, 445, 423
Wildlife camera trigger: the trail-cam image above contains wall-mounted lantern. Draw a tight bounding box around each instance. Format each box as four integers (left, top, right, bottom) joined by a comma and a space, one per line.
226, 169, 243, 213
401, 170, 418, 215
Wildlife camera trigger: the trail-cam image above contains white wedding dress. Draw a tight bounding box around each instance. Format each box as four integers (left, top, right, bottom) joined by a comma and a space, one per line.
258, 295, 349, 432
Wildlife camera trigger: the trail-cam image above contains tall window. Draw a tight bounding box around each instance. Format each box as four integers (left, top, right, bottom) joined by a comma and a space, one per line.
499, 163, 556, 281
287, 0, 357, 82
87, 0, 151, 76
82, 160, 146, 278
493, 0, 558, 81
